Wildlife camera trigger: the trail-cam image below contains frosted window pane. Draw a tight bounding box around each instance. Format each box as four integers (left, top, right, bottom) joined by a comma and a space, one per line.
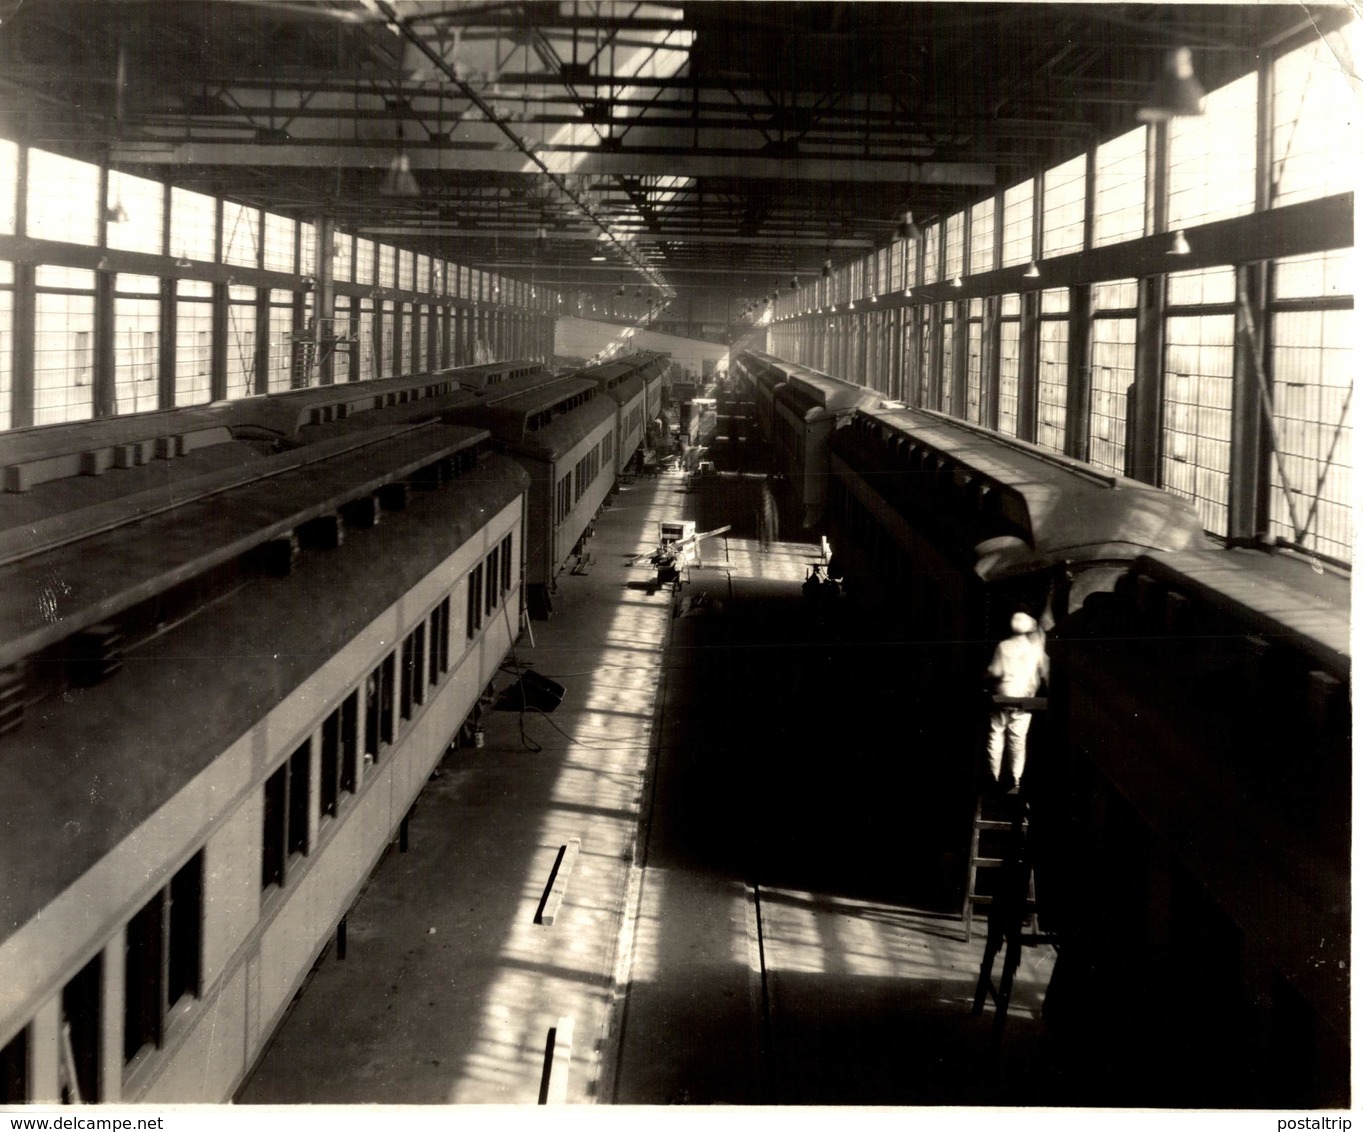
27, 148, 99, 246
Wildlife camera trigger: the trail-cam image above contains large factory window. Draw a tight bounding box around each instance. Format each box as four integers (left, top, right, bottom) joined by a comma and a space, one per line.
921, 223, 940, 285
299, 223, 316, 279
106, 171, 164, 256
1270, 249, 1354, 559
225, 284, 257, 400
113, 275, 160, 415
262, 212, 296, 274
1271, 28, 1361, 206
1036, 288, 1070, 454
356, 297, 375, 381
26, 148, 98, 246
965, 299, 984, 424
1167, 70, 1257, 229
267, 290, 293, 392
398, 301, 413, 375
380, 300, 396, 378
939, 304, 955, 415
175, 280, 214, 407
944, 213, 964, 281
1042, 154, 1087, 259
0, 263, 14, 431
333, 233, 354, 284
1162, 312, 1234, 536
1089, 280, 1138, 476
222, 201, 260, 269
33, 265, 95, 425
998, 295, 1021, 437
169, 187, 217, 265
970, 199, 995, 275
354, 238, 375, 286
332, 295, 352, 383
0, 139, 14, 235
1093, 127, 1147, 248
1000, 179, 1034, 268
124, 851, 203, 1067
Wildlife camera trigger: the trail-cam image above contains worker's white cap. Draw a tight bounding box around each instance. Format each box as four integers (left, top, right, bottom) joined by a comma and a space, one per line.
1010, 612, 1038, 634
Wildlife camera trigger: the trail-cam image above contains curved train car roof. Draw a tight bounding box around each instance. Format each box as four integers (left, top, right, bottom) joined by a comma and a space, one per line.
843, 404, 1211, 580
1135, 547, 1350, 672
0, 423, 527, 943
777, 368, 881, 419
0, 421, 498, 671
456, 374, 614, 456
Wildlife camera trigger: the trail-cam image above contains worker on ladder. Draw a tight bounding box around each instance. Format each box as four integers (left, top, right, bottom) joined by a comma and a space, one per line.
984, 610, 1049, 793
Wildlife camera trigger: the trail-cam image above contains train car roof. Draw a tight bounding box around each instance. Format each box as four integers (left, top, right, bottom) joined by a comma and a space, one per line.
292, 386, 480, 443
584, 372, 645, 404
449, 374, 615, 453
778, 369, 881, 417
0, 422, 494, 671
491, 394, 618, 459
1135, 547, 1350, 672
849, 404, 1210, 579
474, 371, 589, 408
0, 439, 529, 947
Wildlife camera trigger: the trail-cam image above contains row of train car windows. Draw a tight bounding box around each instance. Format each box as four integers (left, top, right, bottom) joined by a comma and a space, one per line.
261, 579, 464, 894
555, 434, 614, 523
0, 846, 206, 1103
466, 534, 515, 639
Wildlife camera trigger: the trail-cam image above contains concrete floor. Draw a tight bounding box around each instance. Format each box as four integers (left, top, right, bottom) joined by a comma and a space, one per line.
238, 463, 1058, 1107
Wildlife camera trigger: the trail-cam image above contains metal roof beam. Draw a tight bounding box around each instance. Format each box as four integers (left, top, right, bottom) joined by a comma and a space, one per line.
107, 141, 994, 185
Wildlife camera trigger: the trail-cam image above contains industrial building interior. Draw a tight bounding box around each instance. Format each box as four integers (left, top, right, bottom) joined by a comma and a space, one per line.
0, 0, 1353, 1118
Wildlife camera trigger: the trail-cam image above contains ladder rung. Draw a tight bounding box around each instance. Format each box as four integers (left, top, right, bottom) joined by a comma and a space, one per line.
976, 818, 1024, 831
971, 857, 1004, 868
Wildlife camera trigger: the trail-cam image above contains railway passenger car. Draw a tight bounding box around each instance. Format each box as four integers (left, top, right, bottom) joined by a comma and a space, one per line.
823, 401, 1210, 858
0, 410, 530, 1103
576, 352, 667, 476
1038, 544, 1350, 1106
827, 402, 1210, 656
447, 373, 617, 617
731, 352, 789, 444
0, 359, 544, 494
753, 356, 880, 529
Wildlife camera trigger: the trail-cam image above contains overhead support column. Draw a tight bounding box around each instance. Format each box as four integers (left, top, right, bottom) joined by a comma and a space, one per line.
1064, 283, 1093, 462
315, 214, 336, 385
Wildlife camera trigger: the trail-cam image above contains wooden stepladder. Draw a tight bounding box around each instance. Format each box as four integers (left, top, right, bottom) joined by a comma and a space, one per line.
962, 790, 1036, 944
970, 799, 1036, 1049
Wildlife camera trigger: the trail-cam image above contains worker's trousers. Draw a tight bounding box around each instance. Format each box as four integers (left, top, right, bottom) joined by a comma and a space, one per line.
986, 707, 1032, 786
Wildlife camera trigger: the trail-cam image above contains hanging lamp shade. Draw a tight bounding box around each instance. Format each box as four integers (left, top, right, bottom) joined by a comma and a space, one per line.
1137, 47, 1206, 122
380, 151, 420, 197
1167, 229, 1192, 256
898, 210, 923, 241
822, 259, 832, 278
1023, 261, 1041, 279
